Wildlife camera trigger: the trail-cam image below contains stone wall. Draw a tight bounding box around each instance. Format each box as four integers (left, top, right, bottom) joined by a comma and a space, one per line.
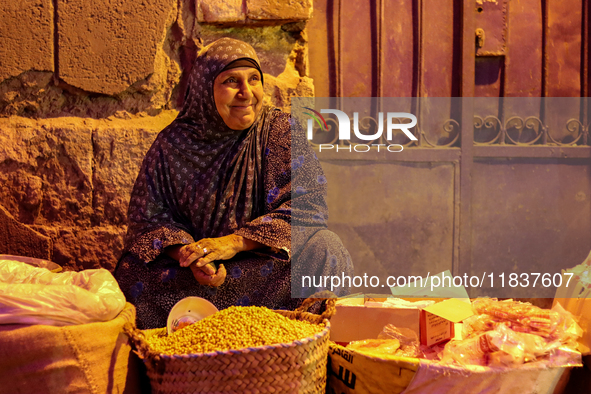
0, 0, 314, 271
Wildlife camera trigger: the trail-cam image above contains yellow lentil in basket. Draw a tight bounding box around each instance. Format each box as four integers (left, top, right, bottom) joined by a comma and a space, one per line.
147, 306, 324, 355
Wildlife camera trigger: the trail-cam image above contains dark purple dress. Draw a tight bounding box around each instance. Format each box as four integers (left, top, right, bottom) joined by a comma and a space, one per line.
114, 38, 353, 329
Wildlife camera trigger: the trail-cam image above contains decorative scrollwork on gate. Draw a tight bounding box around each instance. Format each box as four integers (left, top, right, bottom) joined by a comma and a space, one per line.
421, 119, 461, 147
474, 115, 503, 145
474, 115, 590, 146
548, 119, 588, 146
504, 116, 544, 145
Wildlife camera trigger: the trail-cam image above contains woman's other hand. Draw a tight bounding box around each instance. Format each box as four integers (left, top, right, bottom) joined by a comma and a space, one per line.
190, 263, 227, 287
177, 235, 263, 268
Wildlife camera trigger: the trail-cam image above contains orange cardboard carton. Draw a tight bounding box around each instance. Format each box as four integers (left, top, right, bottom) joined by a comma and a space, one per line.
419, 298, 474, 347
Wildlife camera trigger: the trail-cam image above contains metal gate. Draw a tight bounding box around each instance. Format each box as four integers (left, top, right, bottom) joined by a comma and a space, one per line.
307, 0, 591, 297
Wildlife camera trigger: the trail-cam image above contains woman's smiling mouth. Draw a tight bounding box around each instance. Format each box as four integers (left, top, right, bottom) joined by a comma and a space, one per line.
231, 104, 254, 110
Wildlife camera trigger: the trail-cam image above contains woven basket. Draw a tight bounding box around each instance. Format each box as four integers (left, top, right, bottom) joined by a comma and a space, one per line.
125, 296, 336, 394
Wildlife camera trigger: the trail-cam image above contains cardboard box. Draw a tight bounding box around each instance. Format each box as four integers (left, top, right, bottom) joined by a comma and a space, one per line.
330, 295, 423, 343
419, 298, 474, 346
364, 294, 446, 304
331, 295, 473, 346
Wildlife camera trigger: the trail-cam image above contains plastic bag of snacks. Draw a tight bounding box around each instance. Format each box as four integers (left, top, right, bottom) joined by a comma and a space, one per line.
347, 338, 402, 357
554, 250, 591, 354
346, 325, 425, 359
345, 324, 440, 360
440, 298, 582, 368
378, 325, 423, 358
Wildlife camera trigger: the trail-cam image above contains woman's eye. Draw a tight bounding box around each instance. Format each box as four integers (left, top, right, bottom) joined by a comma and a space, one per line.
224, 77, 238, 84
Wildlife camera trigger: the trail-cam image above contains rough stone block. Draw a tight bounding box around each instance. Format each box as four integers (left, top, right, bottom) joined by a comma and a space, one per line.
32, 225, 126, 271
0, 117, 93, 226
0, 1, 54, 82
57, 0, 175, 95
197, 0, 245, 23
52, 226, 127, 271
246, 0, 312, 21
0, 204, 52, 260
0, 112, 176, 271
262, 44, 314, 112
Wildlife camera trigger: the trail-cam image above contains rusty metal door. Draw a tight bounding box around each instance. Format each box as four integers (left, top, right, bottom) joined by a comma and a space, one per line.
308, 0, 591, 297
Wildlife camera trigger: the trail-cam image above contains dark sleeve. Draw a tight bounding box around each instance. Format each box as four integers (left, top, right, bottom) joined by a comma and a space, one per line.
234, 111, 328, 259
124, 137, 195, 264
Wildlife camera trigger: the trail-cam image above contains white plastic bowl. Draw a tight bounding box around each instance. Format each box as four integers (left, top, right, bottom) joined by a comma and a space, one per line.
167, 297, 219, 335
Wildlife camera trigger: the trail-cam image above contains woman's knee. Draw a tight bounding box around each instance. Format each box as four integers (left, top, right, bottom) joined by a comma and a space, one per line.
307, 229, 346, 250
297, 229, 354, 275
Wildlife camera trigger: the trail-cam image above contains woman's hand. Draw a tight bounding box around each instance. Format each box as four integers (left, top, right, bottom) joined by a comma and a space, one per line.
177, 234, 264, 269
190, 263, 227, 287
164, 235, 262, 287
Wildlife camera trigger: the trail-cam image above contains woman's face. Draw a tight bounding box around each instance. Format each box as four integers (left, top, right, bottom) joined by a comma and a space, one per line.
213, 67, 264, 130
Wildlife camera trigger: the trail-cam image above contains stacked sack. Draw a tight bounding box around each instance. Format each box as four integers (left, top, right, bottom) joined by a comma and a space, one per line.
0, 258, 141, 394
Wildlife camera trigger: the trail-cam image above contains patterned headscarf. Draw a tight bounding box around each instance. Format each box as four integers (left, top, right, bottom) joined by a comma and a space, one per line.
124, 38, 275, 257
177, 37, 264, 136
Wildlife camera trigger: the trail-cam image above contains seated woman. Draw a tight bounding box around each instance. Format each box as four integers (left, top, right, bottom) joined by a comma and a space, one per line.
114, 37, 353, 329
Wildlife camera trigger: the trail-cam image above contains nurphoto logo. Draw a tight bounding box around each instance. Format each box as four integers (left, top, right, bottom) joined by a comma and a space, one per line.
304, 107, 418, 153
